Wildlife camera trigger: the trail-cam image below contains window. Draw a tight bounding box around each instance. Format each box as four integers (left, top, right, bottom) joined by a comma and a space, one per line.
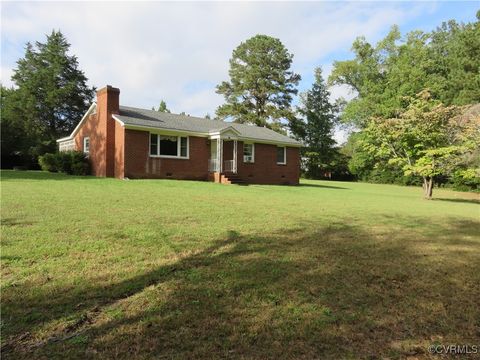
243, 143, 254, 163
83, 137, 90, 154
160, 135, 178, 156
180, 137, 188, 157
149, 134, 189, 158
150, 133, 158, 156
277, 146, 286, 164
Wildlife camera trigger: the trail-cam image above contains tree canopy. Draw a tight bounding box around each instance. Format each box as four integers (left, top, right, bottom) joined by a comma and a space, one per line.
156, 100, 170, 113
333, 12, 480, 193
216, 34, 301, 132
358, 91, 480, 198
290, 68, 339, 178
329, 15, 480, 127
1, 30, 94, 167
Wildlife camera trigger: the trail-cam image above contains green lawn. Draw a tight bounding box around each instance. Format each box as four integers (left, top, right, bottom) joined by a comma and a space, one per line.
1, 170, 479, 359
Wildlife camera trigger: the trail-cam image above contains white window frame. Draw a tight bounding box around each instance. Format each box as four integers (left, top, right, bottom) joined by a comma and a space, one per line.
243, 143, 255, 163
83, 137, 90, 154
149, 133, 189, 159
277, 146, 286, 165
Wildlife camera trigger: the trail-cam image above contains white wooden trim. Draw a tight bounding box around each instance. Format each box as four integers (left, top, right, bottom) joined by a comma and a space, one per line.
208, 125, 241, 137
219, 138, 223, 173
233, 139, 238, 173
83, 137, 90, 154
239, 136, 301, 147
149, 133, 189, 159
150, 155, 190, 160
112, 114, 125, 126
125, 124, 210, 137
243, 142, 255, 163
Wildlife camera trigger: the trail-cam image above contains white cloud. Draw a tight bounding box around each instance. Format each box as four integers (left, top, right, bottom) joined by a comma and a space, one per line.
0, 66, 14, 87
1, 1, 434, 118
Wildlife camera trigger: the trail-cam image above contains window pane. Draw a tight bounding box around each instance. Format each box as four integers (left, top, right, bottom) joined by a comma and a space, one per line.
160, 135, 178, 156
150, 134, 158, 155
243, 143, 253, 162
180, 137, 188, 157
84, 137, 90, 153
277, 147, 285, 163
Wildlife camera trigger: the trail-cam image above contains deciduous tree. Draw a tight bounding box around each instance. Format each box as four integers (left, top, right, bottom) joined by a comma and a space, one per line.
359, 91, 479, 198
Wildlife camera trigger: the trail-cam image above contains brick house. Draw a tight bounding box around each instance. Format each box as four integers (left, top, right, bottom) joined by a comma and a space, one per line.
57, 85, 302, 184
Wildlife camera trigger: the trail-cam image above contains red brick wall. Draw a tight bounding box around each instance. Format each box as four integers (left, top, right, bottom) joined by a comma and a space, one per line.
114, 120, 125, 178
74, 113, 106, 176
74, 86, 120, 177
98, 86, 120, 177
232, 141, 300, 185
123, 130, 210, 180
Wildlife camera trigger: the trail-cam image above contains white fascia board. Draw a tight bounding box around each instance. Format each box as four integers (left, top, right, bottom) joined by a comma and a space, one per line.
209, 125, 241, 136
112, 114, 125, 126
56, 137, 73, 143
237, 136, 303, 147
123, 124, 210, 138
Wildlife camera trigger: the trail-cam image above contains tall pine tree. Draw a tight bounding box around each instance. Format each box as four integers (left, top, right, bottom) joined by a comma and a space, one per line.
291, 68, 338, 178
6, 30, 94, 161
216, 35, 300, 132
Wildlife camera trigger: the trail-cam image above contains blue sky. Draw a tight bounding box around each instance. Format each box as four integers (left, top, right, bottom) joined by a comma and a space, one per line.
1, 1, 478, 141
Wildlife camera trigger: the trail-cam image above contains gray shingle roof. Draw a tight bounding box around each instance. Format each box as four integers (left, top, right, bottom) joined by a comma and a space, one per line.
115, 106, 302, 146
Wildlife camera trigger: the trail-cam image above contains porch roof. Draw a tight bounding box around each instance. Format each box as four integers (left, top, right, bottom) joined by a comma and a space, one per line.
114, 106, 302, 146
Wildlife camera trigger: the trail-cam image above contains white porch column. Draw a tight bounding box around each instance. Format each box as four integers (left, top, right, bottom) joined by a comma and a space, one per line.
217, 138, 223, 173
233, 140, 238, 173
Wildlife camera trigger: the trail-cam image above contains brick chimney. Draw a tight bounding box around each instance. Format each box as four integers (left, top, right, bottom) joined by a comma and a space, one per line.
96, 85, 120, 177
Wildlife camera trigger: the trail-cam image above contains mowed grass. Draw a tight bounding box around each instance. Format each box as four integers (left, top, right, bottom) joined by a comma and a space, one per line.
1, 170, 479, 359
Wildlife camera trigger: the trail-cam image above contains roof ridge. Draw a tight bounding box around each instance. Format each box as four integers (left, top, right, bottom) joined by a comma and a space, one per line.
120, 105, 215, 122
120, 105, 277, 130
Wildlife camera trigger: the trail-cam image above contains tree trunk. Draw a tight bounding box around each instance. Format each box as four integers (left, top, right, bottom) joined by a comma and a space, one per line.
423, 177, 434, 199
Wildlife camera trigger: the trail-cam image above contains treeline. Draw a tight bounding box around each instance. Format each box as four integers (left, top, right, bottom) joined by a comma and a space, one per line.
330, 12, 480, 193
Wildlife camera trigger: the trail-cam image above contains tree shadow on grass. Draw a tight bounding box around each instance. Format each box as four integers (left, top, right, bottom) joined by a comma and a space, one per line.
432, 197, 480, 205
1, 218, 35, 227
1, 170, 96, 181
2, 217, 480, 359
298, 183, 349, 190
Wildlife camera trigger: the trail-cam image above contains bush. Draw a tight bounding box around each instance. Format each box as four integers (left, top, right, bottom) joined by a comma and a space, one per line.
39, 151, 90, 175
38, 153, 58, 172
450, 169, 480, 192
71, 160, 90, 176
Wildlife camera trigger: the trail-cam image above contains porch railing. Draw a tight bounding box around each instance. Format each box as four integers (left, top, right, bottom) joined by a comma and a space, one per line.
208, 159, 219, 172
224, 160, 235, 173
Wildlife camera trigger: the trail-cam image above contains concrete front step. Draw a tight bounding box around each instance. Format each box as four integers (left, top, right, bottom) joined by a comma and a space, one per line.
220, 173, 247, 185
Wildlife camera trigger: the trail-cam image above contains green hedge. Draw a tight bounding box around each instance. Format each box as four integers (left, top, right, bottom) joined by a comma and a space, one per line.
39, 151, 90, 175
